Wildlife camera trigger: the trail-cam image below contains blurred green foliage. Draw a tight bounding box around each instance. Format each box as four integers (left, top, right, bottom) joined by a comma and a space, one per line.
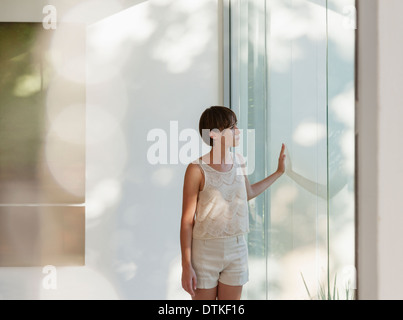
0, 23, 52, 179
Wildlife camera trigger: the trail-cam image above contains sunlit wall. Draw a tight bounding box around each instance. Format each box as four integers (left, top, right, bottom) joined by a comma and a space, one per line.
86, 0, 220, 299
0, 0, 221, 299
229, 0, 355, 299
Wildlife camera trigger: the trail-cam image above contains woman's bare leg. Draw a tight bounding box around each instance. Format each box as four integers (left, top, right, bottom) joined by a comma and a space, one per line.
217, 282, 243, 300
192, 286, 218, 300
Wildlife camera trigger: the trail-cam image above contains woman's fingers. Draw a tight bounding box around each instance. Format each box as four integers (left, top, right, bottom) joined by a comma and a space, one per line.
183, 277, 196, 297
280, 143, 286, 161
280, 143, 286, 156
191, 276, 197, 296
182, 267, 197, 297
193, 275, 197, 289
277, 143, 287, 174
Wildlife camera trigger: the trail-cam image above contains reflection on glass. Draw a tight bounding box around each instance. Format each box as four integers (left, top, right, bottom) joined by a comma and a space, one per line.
229, 0, 355, 299
0, 23, 85, 204
0, 23, 86, 266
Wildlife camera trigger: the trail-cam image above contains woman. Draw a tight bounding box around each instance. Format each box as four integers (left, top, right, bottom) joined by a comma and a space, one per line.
180, 106, 286, 300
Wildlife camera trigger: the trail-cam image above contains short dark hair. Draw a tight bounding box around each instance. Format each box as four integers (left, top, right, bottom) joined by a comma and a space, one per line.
199, 106, 237, 146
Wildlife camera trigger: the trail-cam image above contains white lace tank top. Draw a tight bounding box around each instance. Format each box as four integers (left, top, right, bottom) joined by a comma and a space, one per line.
191, 152, 249, 239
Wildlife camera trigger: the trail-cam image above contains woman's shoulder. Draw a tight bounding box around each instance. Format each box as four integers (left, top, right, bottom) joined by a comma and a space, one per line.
186, 159, 203, 175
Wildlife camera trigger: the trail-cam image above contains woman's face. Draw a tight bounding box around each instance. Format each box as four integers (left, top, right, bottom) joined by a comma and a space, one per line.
220, 122, 240, 147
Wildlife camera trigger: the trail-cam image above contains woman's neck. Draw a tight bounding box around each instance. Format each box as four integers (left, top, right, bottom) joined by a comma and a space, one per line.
209, 146, 233, 165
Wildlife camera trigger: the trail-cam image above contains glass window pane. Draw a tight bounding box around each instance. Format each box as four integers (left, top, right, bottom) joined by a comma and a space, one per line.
229, 0, 355, 299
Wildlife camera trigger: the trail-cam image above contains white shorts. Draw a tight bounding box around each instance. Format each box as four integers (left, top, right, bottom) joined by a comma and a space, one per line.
191, 234, 249, 289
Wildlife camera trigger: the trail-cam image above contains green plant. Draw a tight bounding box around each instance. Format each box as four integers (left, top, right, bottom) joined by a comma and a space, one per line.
300, 272, 355, 300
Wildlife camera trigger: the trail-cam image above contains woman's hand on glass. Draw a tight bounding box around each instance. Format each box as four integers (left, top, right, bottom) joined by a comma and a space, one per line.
276, 143, 287, 175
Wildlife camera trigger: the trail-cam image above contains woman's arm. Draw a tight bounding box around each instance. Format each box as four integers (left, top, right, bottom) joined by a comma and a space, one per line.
284, 147, 346, 199
248, 171, 284, 200
180, 163, 201, 297
238, 144, 286, 201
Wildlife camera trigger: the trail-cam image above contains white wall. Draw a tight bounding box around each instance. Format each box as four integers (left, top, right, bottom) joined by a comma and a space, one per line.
377, 0, 403, 300
0, 0, 221, 299
85, 0, 220, 299
358, 0, 403, 300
